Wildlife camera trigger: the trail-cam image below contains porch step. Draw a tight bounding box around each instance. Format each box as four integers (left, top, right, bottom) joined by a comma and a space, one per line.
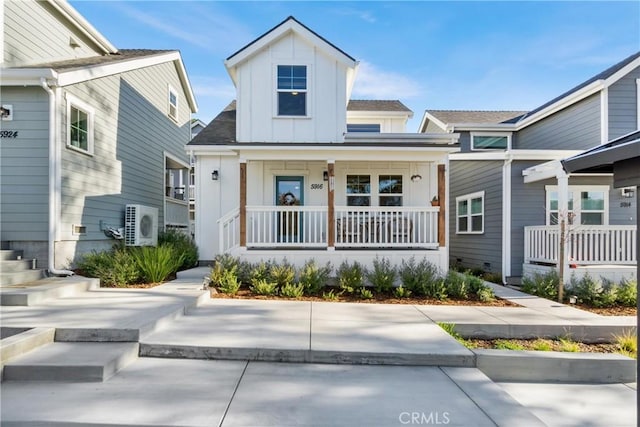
0, 250, 22, 261
2, 342, 139, 382
0, 276, 99, 306
0, 249, 47, 287
0, 269, 46, 287
0, 328, 56, 369
2, 259, 37, 273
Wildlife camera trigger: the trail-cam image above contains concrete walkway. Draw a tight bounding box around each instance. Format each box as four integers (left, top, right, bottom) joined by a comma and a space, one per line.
0, 267, 637, 426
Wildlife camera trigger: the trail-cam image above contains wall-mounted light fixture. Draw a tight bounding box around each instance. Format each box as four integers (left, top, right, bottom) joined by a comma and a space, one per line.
621, 187, 634, 198
211, 170, 219, 181
323, 171, 329, 181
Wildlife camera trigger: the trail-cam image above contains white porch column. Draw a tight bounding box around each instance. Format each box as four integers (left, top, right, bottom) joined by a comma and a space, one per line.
557, 171, 570, 286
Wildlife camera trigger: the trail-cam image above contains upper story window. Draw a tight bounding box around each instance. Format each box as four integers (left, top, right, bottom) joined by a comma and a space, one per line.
168, 86, 178, 122
66, 94, 94, 155
456, 191, 484, 234
346, 175, 371, 206
546, 185, 608, 225
277, 65, 307, 116
471, 132, 510, 150
378, 175, 403, 206
347, 123, 381, 133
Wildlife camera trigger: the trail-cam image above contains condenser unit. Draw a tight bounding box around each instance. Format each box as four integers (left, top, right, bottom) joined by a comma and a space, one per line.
124, 204, 158, 246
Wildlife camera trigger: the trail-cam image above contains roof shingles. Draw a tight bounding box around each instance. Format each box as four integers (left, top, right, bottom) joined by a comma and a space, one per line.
20, 49, 175, 71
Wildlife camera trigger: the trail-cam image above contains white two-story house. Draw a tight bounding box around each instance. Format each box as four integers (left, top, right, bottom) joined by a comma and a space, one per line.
188, 16, 460, 270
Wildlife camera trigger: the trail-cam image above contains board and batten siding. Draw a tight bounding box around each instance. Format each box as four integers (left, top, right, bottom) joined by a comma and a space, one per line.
608, 65, 640, 140
515, 94, 601, 150
3, 0, 103, 67
0, 86, 50, 241
448, 160, 503, 274
59, 61, 191, 245
235, 32, 348, 143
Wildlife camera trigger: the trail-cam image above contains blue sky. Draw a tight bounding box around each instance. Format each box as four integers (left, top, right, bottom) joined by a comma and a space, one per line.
71, 1, 639, 131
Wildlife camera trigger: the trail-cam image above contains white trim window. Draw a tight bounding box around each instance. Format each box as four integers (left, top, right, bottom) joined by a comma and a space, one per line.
168, 85, 178, 122
277, 65, 307, 116
66, 94, 94, 155
346, 174, 371, 206
456, 191, 484, 234
545, 185, 609, 226
378, 174, 403, 206
471, 132, 511, 151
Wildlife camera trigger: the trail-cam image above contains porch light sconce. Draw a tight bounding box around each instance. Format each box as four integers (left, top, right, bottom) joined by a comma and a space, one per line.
211, 170, 219, 181
410, 174, 422, 182
621, 187, 634, 198
323, 171, 329, 181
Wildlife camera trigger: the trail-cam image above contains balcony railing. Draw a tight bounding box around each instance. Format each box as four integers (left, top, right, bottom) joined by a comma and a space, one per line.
165, 197, 189, 227
524, 225, 637, 265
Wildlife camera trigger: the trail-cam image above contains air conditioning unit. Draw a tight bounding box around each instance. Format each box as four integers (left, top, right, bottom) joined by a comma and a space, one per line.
125, 204, 158, 246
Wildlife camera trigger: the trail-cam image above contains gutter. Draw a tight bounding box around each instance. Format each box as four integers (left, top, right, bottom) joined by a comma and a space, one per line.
501, 152, 513, 283
40, 78, 74, 276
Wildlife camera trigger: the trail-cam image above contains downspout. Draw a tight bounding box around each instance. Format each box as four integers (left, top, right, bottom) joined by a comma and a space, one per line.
501, 152, 513, 285
41, 78, 74, 276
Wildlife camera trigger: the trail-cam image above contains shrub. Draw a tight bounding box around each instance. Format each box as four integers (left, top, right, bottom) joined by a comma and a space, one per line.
521, 271, 559, 301
366, 257, 396, 293
158, 229, 198, 271
466, 274, 487, 295
444, 271, 468, 299
337, 260, 366, 294
616, 279, 637, 307
399, 257, 442, 297
425, 279, 448, 300
476, 286, 495, 302
249, 261, 272, 286
359, 287, 374, 300
280, 283, 305, 298
322, 289, 339, 301
77, 247, 139, 287
250, 279, 278, 296
393, 286, 412, 299
269, 261, 295, 288
236, 259, 254, 285
211, 254, 239, 287
570, 273, 603, 307
218, 266, 240, 294
614, 330, 637, 359
599, 279, 618, 308
494, 340, 525, 351
298, 260, 331, 295
131, 245, 184, 283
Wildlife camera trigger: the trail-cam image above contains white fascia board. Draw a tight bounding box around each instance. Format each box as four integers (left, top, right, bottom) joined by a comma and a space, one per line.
603, 56, 640, 88
515, 81, 604, 129
225, 19, 357, 71
522, 160, 564, 183
450, 149, 583, 161
347, 110, 413, 119
418, 111, 448, 133
47, 0, 117, 54
344, 132, 459, 144
0, 68, 58, 85
56, 52, 198, 112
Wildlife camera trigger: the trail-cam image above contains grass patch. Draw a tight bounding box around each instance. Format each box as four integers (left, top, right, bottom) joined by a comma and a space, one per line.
437, 322, 476, 349
494, 339, 526, 351
558, 337, 580, 352
531, 339, 554, 351
614, 330, 637, 359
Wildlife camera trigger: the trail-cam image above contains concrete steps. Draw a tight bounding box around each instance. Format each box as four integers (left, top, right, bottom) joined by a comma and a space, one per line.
0, 276, 99, 306
0, 250, 46, 287
2, 342, 139, 382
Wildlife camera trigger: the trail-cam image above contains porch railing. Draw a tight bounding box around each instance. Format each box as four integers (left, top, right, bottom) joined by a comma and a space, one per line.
165, 197, 189, 227
246, 206, 328, 247
524, 225, 637, 265
218, 207, 240, 253
335, 206, 439, 248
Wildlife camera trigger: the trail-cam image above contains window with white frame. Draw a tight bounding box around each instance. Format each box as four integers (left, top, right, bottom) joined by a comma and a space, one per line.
346, 175, 371, 206
456, 191, 484, 233
168, 86, 178, 121
66, 95, 94, 155
546, 185, 608, 226
277, 65, 307, 116
378, 175, 403, 206
471, 133, 510, 150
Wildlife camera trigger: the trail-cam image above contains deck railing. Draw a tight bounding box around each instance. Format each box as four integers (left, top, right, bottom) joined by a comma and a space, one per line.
164, 197, 189, 228
524, 225, 637, 265
217, 208, 240, 253
246, 206, 328, 247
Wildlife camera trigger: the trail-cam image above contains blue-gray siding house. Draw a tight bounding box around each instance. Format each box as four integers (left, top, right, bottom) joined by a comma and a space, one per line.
420, 51, 639, 283
1, 0, 197, 275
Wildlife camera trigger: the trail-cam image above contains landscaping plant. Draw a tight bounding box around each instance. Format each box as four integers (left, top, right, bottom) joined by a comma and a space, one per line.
158, 229, 198, 271
249, 279, 278, 296
400, 257, 442, 297
131, 245, 185, 283
393, 286, 412, 299
337, 260, 366, 294
210, 254, 239, 287
217, 266, 241, 294
280, 282, 305, 298
359, 287, 374, 300
322, 289, 339, 301
76, 246, 139, 287
366, 257, 396, 293
269, 261, 295, 288
614, 330, 637, 359
298, 260, 331, 295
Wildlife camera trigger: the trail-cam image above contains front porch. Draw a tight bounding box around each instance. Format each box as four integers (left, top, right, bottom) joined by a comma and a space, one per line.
524, 225, 637, 281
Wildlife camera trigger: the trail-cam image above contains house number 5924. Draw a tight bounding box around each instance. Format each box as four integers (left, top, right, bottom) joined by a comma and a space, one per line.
0, 130, 18, 138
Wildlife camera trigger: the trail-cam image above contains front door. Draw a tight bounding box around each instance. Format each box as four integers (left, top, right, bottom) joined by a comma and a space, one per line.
276, 176, 304, 242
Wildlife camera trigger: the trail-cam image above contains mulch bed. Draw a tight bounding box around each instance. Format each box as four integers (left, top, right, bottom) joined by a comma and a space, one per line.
468, 338, 622, 354
210, 288, 519, 307
573, 305, 637, 316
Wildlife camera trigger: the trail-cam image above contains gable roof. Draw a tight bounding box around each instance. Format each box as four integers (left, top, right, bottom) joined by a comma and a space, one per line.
4, 49, 198, 113
224, 16, 358, 85
348, 100, 412, 113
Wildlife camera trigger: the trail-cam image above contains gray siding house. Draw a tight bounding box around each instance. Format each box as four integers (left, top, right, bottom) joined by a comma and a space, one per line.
1, 0, 197, 275
420, 51, 639, 283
